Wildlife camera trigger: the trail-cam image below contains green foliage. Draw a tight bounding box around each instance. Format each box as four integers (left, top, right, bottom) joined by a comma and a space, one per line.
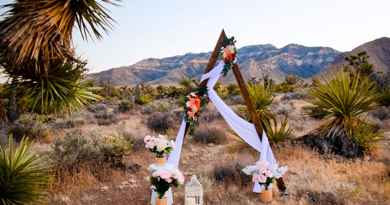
6, 61, 102, 114
50, 131, 132, 172
99, 135, 132, 167
264, 117, 292, 144
310, 72, 378, 121
352, 122, 383, 151
215, 83, 230, 99
303, 105, 328, 119
0, 138, 50, 205
247, 83, 275, 127
378, 88, 390, 107
7, 114, 51, 142
345, 51, 374, 76
0, 0, 115, 115
309, 71, 380, 150
118, 100, 133, 113
135, 94, 153, 105
273, 82, 295, 93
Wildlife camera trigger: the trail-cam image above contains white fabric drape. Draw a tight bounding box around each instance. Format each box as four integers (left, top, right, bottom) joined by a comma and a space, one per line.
151, 61, 279, 204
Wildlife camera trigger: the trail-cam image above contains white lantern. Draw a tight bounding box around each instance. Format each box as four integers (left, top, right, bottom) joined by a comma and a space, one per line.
185, 175, 203, 205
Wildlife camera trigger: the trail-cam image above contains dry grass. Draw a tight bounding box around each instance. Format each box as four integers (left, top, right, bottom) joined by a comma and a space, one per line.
12, 96, 387, 205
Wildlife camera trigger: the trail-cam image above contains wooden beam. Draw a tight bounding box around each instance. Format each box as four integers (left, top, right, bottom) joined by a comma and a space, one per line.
232, 63, 287, 193
231, 64, 263, 138
199, 29, 226, 87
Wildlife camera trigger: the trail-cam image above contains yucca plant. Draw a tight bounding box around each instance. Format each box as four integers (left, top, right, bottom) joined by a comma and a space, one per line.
247, 83, 275, 128
264, 117, 292, 144
6, 60, 101, 114
0, 0, 118, 115
309, 71, 380, 150
0, 138, 50, 205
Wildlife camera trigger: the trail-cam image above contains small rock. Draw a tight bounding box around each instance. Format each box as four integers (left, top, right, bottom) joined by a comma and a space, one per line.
100, 186, 109, 192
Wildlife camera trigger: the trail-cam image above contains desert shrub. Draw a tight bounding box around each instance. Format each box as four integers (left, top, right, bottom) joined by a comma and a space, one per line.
50, 131, 132, 172
88, 103, 108, 113
192, 126, 226, 144
135, 94, 153, 105
94, 110, 118, 126
0, 138, 50, 205
226, 84, 240, 96
146, 112, 174, 133
264, 117, 292, 144
98, 135, 132, 167
285, 74, 301, 85
0, 99, 7, 122
50, 132, 102, 172
379, 89, 390, 107
118, 100, 133, 113
7, 114, 51, 142
370, 106, 390, 120
273, 82, 295, 93
307, 71, 380, 156
146, 100, 173, 113
247, 83, 275, 127
52, 116, 86, 129
353, 122, 383, 151
303, 105, 328, 119
213, 163, 251, 186
281, 92, 306, 101
199, 108, 221, 123
215, 83, 229, 99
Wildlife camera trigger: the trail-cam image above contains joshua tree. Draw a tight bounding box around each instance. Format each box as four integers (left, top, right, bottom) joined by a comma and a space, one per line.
0, 0, 118, 114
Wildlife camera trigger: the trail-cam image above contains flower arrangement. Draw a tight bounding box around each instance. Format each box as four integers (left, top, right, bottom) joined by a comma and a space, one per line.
149, 164, 185, 199
221, 36, 237, 76
183, 87, 208, 133
144, 135, 175, 158
242, 160, 288, 190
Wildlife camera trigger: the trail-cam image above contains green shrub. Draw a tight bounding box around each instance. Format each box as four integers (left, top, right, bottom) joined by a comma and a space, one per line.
99, 135, 132, 167
135, 94, 153, 105
378, 89, 390, 107
352, 122, 383, 151
146, 112, 174, 133
264, 117, 292, 144
94, 110, 119, 126
50, 131, 132, 172
0, 138, 50, 205
247, 83, 275, 127
7, 114, 51, 142
273, 83, 295, 93
118, 100, 133, 113
303, 105, 328, 119
192, 126, 226, 144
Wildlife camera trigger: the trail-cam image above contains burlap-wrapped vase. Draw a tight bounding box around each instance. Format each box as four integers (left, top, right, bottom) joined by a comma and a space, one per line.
259, 188, 273, 203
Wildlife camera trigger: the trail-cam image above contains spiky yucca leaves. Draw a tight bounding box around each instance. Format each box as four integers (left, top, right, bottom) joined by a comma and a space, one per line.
7, 60, 101, 114
264, 117, 291, 144
309, 71, 379, 143
248, 83, 275, 128
0, 138, 50, 205
0, 0, 118, 67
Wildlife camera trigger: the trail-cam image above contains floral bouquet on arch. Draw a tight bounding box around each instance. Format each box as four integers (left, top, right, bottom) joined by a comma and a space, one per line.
242, 160, 288, 191
144, 134, 175, 158
148, 164, 185, 199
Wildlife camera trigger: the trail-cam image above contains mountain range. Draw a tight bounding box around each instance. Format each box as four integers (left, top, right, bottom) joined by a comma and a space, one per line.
90, 37, 390, 85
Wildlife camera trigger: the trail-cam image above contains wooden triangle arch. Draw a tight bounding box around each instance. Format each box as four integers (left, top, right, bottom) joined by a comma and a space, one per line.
181, 29, 287, 192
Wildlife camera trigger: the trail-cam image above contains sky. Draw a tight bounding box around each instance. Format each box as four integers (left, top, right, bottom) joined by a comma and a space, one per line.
9, 0, 390, 73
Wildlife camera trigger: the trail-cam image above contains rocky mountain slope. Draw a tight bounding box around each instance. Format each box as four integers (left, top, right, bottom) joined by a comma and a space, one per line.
90, 37, 390, 85
324, 37, 390, 75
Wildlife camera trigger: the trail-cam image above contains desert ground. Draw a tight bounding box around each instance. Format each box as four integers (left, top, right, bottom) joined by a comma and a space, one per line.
2, 88, 388, 205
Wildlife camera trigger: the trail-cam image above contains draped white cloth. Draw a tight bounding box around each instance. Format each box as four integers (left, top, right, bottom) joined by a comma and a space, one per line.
151, 61, 279, 204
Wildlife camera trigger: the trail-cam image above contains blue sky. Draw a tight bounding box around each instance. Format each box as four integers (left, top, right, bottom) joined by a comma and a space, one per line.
64, 0, 390, 72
